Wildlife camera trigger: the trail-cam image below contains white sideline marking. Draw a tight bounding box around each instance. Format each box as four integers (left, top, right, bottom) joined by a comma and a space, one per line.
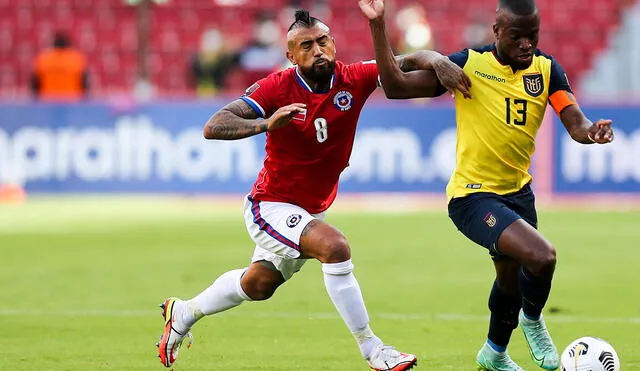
0, 309, 638, 324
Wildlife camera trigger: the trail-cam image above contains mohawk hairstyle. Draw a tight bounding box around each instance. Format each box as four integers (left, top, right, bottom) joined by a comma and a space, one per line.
287, 9, 325, 31
497, 0, 538, 15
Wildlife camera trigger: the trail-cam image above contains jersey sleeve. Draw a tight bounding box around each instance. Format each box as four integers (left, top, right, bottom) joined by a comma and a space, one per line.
548, 57, 578, 114
448, 49, 470, 68
239, 74, 281, 118
434, 49, 470, 96
353, 60, 380, 92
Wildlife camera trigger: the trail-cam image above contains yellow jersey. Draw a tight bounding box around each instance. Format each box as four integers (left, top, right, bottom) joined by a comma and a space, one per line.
440, 44, 576, 200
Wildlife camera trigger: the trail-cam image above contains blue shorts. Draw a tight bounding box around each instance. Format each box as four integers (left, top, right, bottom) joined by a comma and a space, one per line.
448, 184, 538, 258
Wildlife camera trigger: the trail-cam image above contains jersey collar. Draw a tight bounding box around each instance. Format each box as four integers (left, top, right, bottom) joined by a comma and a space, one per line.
295, 66, 335, 94
491, 44, 509, 66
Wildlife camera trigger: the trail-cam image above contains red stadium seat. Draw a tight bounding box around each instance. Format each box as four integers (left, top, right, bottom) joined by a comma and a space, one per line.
0, 0, 626, 96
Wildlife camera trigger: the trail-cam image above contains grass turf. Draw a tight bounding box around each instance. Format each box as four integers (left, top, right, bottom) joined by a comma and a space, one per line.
0, 197, 638, 370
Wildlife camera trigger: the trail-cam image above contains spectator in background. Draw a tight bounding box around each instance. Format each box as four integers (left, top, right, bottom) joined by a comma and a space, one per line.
31, 32, 88, 100
464, 16, 493, 49
238, 12, 285, 76
189, 28, 238, 96
393, 3, 434, 54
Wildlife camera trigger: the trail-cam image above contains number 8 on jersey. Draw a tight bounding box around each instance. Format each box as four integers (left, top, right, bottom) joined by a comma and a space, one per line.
314, 118, 328, 143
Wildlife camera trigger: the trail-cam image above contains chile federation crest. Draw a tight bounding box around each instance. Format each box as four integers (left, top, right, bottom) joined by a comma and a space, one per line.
333, 90, 353, 111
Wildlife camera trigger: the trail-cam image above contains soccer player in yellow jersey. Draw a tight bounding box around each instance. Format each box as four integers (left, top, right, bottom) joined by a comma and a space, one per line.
359, 0, 615, 370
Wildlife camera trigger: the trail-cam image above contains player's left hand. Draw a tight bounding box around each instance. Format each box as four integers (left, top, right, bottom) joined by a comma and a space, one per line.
358, 0, 385, 20
267, 103, 307, 132
433, 56, 472, 99
588, 119, 614, 143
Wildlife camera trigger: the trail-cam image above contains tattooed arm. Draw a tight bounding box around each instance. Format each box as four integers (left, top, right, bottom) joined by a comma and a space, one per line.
203, 99, 265, 140
395, 51, 444, 72
203, 99, 306, 140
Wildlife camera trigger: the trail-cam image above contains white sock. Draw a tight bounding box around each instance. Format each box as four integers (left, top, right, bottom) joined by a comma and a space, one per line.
322, 260, 382, 359
182, 268, 252, 328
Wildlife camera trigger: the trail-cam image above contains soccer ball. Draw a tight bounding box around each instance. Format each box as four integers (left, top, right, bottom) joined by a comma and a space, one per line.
560, 337, 620, 371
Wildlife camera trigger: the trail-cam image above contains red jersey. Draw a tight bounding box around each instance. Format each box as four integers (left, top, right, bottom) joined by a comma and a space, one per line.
240, 60, 379, 214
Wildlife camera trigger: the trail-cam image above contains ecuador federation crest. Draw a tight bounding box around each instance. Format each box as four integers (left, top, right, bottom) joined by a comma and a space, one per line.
484, 212, 497, 228
523, 73, 544, 97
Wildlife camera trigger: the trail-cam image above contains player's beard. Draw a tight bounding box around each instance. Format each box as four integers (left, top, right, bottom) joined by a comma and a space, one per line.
510, 57, 532, 70
302, 58, 336, 83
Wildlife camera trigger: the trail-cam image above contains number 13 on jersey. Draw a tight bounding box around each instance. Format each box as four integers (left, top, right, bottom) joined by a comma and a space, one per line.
314, 118, 328, 143
505, 98, 528, 126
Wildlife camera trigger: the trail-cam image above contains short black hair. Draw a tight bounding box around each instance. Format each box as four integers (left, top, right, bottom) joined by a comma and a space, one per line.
53, 32, 71, 48
497, 0, 537, 15
287, 9, 325, 32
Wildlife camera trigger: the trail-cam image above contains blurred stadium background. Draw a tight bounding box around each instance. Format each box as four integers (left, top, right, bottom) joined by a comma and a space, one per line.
1, 0, 639, 370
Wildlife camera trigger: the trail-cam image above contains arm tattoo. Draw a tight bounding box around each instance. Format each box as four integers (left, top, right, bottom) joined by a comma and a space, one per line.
205, 99, 268, 140
396, 51, 447, 73
300, 219, 321, 239
396, 55, 417, 72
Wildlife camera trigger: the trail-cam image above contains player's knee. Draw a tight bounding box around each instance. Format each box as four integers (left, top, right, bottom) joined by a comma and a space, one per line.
242, 271, 283, 301
251, 286, 277, 301
320, 236, 351, 263
530, 242, 556, 278
245, 277, 280, 301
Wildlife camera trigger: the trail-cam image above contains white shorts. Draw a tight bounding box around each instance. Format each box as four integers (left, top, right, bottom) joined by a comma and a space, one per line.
243, 195, 325, 280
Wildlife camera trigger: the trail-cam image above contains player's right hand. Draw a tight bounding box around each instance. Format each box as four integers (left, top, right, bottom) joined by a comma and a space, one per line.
267, 103, 307, 132
433, 56, 472, 99
358, 0, 385, 20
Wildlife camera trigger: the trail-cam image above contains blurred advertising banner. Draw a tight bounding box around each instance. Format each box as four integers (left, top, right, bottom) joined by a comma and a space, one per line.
0, 102, 637, 194
0, 102, 457, 193
553, 107, 640, 193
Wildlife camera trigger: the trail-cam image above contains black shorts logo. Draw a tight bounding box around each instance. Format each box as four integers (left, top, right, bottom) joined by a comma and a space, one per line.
484, 212, 497, 228
523, 73, 544, 97
286, 214, 302, 228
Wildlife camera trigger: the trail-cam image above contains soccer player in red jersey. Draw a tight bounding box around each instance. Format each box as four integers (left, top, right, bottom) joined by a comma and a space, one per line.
157, 9, 468, 370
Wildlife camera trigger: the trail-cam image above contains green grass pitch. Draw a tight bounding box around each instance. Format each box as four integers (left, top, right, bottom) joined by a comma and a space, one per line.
0, 197, 638, 370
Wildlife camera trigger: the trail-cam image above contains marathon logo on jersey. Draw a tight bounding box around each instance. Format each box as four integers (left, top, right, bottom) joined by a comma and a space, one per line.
243, 82, 260, 97
333, 90, 353, 111
523, 73, 544, 97
286, 214, 302, 228
474, 70, 506, 83
466, 183, 482, 189
484, 212, 497, 228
